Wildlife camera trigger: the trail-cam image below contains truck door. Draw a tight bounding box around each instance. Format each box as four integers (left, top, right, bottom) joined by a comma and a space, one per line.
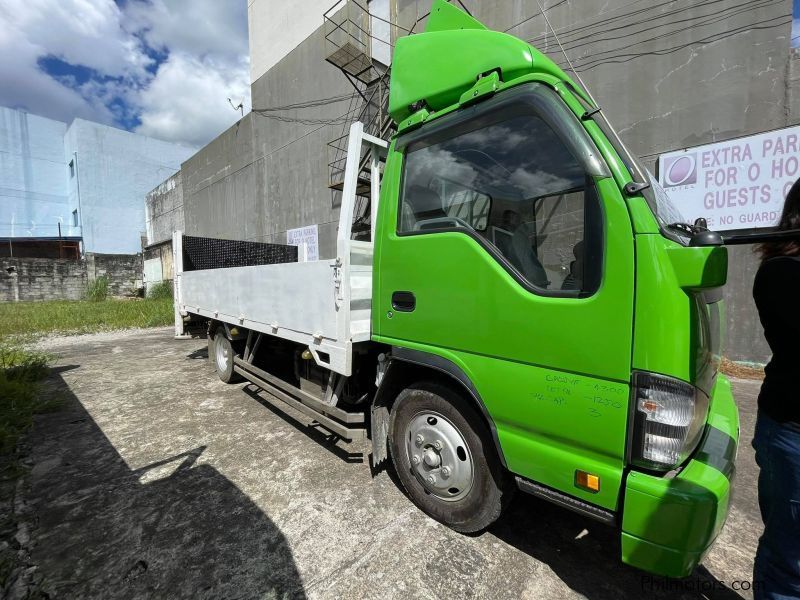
374, 83, 636, 509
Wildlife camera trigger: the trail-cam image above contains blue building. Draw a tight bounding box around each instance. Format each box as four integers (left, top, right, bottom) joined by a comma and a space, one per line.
0, 106, 194, 255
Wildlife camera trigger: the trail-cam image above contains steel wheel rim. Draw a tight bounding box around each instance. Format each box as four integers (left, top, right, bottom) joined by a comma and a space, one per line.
215, 338, 229, 371
404, 411, 474, 501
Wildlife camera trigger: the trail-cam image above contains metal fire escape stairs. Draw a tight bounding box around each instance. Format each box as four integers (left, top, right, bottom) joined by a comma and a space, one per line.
323, 0, 399, 237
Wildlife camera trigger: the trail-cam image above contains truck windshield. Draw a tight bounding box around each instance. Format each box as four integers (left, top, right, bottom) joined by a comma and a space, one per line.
561, 82, 690, 236
642, 171, 687, 229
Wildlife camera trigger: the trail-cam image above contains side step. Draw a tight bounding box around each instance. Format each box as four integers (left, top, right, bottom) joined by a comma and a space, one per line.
233, 357, 367, 442
515, 476, 617, 526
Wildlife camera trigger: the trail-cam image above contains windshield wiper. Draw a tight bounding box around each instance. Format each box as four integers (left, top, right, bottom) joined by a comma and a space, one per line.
666, 221, 724, 247
665, 222, 699, 237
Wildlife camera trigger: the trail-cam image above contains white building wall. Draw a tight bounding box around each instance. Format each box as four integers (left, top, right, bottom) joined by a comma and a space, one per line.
64, 120, 194, 254
248, 0, 333, 83
0, 108, 71, 238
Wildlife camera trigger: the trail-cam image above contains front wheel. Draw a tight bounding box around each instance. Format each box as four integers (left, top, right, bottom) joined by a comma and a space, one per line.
388, 381, 512, 533
213, 331, 242, 383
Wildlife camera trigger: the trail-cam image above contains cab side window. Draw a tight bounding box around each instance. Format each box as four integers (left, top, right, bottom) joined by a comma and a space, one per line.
399, 112, 603, 295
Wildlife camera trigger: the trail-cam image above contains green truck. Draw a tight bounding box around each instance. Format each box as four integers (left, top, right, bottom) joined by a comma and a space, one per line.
174, 0, 739, 578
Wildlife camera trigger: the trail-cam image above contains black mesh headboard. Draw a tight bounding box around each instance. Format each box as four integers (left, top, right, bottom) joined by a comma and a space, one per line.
182, 235, 298, 271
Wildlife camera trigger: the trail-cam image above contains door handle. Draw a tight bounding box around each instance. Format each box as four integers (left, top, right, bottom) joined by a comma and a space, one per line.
391, 291, 416, 312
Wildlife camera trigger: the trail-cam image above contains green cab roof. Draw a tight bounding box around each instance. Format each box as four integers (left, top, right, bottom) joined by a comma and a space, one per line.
388, 0, 573, 124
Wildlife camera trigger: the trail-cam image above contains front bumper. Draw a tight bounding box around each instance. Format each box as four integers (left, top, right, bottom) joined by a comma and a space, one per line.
620, 374, 739, 578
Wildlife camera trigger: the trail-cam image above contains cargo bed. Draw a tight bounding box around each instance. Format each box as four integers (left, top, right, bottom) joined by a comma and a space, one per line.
172, 122, 387, 376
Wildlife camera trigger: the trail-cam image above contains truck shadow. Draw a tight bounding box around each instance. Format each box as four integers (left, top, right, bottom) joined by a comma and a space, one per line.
22, 368, 306, 599
491, 493, 745, 600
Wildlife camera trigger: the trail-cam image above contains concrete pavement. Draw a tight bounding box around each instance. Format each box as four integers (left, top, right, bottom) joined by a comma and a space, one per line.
16, 327, 763, 599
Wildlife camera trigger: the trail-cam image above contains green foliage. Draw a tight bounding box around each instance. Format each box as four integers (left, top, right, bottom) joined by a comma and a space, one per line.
0, 295, 174, 470
85, 276, 109, 302
0, 343, 57, 458
0, 298, 174, 338
0, 344, 48, 381
147, 281, 173, 300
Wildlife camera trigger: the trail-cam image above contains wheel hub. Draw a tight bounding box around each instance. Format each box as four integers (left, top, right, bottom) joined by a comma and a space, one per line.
215, 340, 229, 371
405, 411, 474, 501
423, 447, 440, 468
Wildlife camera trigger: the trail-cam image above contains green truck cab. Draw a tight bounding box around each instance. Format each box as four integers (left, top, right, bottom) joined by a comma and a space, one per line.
371, 1, 738, 578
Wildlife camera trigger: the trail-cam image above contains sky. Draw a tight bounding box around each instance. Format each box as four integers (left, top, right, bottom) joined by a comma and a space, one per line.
0, 0, 251, 149
794, 0, 800, 48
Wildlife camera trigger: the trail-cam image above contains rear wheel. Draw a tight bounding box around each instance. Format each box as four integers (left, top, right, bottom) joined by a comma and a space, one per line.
388, 381, 511, 533
213, 331, 242, 383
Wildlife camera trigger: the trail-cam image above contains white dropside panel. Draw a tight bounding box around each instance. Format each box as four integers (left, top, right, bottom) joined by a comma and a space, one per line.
181, 260, 339, 340
349, 241, 373, 342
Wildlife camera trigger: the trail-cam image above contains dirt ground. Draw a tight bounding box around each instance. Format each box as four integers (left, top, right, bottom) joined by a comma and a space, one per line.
14, 327, 763, 599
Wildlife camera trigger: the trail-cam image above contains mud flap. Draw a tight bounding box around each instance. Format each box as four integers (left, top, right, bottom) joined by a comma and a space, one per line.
370, 404, 389, 471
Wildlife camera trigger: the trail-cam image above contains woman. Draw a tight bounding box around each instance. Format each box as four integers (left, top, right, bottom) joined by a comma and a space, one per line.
752, 179, 800, 600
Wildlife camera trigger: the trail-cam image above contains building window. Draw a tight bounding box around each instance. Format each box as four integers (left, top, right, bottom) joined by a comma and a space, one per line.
68, 159, 75, 178
398, 89, 605, 296
72, 209, 79, 227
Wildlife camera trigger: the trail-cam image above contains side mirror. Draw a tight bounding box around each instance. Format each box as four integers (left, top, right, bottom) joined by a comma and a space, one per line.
693, 217, 708, 231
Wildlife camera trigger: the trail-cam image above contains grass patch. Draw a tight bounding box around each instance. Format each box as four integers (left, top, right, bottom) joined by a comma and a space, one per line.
0, 298, 174, 338
147, 281, 173, 300
0, 343, 58, 460
85, 276, 110, 302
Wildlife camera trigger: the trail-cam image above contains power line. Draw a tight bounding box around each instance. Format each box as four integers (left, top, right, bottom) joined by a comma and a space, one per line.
504, 0, 788, 77
503, 0, 569, 33
553, 0, 780, 56
252, 91, 359, 114
560, 0, 781, 69
522, 0, 653, 42
574, 13, 790, 71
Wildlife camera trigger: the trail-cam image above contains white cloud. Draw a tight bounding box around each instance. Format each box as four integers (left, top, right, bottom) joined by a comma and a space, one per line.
125, 0, 250, 147
0, 0, 150, 78
134, 52, 250, 148
0, 0, 250, 147
127, 0, 248, 61
0, 16, 115, 123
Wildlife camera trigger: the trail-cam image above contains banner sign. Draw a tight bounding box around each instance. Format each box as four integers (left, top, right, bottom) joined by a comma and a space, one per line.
657, 126, 800, 230
287, 224, 319, 261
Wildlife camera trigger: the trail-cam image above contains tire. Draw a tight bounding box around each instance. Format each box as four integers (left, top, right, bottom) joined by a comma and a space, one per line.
388, 381, 512, 533
213, 330, 242, 383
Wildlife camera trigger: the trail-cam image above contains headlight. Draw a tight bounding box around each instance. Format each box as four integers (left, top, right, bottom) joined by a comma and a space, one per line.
630, 371, 709, 470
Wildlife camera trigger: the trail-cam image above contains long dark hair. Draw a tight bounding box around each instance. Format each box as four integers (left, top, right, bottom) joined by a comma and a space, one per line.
757, 178, 800, 262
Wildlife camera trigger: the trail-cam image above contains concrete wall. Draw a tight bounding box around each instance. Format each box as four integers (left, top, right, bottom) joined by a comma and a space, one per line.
248, 0, 333, 84
0, 258, 86, 302
143, 241, 174, 292
145, 172, 184, 246
180, 0, 797, 362
0, 108, 72, 238
85, 253, 143, 297
65, 119, 194, 255
0, 253, 143, 302
181, 24, 353, 259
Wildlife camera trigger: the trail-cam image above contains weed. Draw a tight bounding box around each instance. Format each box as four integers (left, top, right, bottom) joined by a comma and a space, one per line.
0, 343, 58, 458
86, 276, 109, 302
147, 281, 173, 300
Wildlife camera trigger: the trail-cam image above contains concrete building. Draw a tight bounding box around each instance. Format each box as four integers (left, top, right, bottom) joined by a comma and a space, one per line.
0, 108, 75, 255
150, 0, 800, 363
143, 172, 184, 291
0, 106, 194, 256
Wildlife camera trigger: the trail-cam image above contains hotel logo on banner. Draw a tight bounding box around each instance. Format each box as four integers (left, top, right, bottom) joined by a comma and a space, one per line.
658, 126, 800, 231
